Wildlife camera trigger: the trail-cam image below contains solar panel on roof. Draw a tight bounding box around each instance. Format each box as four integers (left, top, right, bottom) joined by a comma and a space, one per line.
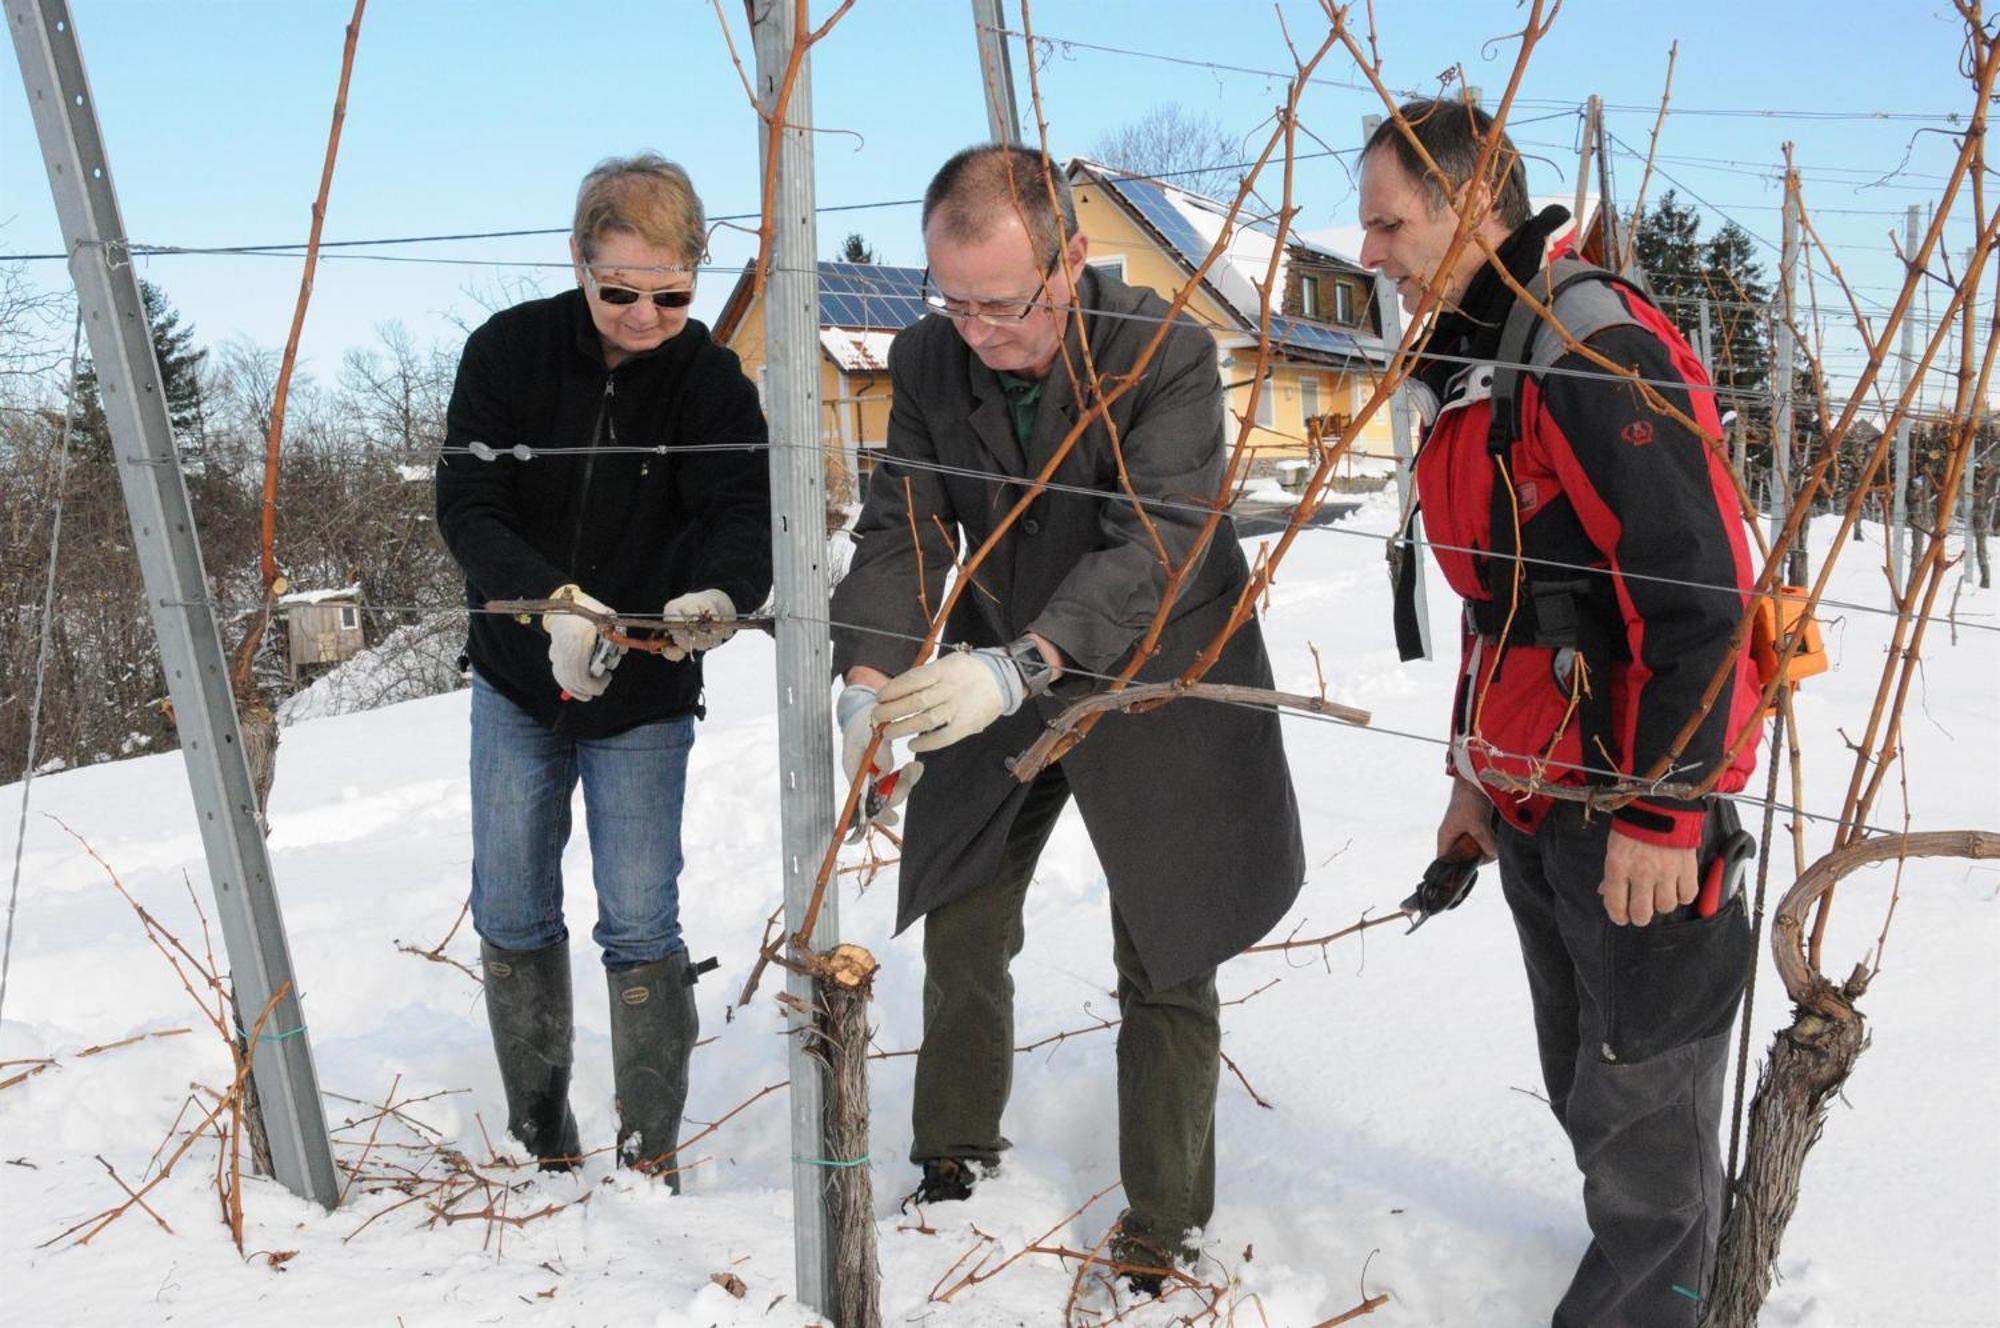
1113, 177, 1217, 275
812, 262, 931, 331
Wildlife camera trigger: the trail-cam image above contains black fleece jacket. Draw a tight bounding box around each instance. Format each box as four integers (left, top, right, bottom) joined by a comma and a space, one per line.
436, 289, 772, 737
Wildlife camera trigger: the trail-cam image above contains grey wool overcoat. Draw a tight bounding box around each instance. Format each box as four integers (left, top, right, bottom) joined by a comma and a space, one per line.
830, 266, 1306, 992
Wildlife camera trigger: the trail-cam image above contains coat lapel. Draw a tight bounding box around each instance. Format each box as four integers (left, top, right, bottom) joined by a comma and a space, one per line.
1025, 269, 1102, 475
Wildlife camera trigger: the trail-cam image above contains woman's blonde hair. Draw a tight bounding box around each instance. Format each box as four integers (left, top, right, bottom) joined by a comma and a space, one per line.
572, 153, 706, 268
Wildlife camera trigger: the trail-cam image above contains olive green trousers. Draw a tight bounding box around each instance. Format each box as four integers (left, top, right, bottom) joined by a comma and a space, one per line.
911, 766, 1220, 1245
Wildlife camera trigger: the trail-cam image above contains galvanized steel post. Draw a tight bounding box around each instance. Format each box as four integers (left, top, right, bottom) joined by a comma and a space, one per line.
749, 0, 837, 1312
1774, 171, 1800, 576
970, 0, 1022, 146
1890, 206, 1918, 592
7, 0, 339, 1210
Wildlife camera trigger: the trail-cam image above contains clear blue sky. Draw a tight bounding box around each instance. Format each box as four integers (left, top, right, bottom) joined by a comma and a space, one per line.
1, 1, 1981, 396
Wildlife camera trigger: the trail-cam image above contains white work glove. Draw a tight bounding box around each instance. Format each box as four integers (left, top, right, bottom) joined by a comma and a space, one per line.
544, 584, 613, 700
837, 684, 883, 784
836, 683, 923, 831
875, 648, 1028, 754
661, 588, 736, 660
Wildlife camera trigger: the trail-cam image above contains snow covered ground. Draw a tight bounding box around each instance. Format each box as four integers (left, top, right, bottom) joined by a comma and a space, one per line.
2, 494, 1995, 1326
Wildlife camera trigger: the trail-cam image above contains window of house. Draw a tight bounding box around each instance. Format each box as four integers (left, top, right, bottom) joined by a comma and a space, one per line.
1255, 374, 1275, 429
1300, 376, 1319, 425
1087, 254, 1127, 281
1299, 275, 1320, 320
1333, 282, 1355, 325
338, 604, 359, 630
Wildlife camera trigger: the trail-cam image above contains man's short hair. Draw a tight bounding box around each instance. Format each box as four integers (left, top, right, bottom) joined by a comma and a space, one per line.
1363, 99, 1531, 231
922, 144, 1078, 265
573, 153, 706, 268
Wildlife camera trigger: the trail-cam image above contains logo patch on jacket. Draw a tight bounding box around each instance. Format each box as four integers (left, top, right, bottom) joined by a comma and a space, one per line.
1621, 419, 1656, 447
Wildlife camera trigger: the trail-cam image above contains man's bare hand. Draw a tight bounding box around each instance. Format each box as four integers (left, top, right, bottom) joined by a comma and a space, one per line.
1600, 832, 1698, 927
1437, 778, 1499, 863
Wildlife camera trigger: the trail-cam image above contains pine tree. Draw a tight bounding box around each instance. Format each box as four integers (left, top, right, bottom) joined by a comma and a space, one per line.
1632, 190, 1705, 325
838, 232, 875, 264
1702, 221, 1771, 398
1632, 196, 1772, 413
74, 279, 209, 455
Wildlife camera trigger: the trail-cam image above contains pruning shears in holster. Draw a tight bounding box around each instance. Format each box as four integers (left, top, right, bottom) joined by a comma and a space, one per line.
1401, 832, 1485, 933
1696, 800, 1757, 918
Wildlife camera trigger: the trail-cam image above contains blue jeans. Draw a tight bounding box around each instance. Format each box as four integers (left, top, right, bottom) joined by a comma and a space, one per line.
469, 672, 694, 968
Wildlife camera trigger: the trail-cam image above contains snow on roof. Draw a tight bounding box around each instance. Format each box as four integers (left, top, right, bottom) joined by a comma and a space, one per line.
819, 328, 896, 372
1157, 188, 1295, 331
1075, 159, 1385, 363
279, 584, 361, 607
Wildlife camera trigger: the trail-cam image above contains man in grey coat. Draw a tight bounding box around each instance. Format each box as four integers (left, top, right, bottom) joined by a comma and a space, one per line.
830, 144, 1305, 1291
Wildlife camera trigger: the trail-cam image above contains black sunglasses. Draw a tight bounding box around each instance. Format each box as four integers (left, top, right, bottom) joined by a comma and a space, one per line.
584, 265, 696, 309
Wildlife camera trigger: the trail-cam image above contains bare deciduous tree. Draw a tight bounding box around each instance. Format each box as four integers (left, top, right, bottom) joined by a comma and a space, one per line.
1087, 103, 1242, 200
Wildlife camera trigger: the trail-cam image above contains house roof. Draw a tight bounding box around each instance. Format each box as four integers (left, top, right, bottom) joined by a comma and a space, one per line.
1070, 157, 1388, 367
819, 328, 896, 372
280, 584, 361, 607
713, 260, 930, 345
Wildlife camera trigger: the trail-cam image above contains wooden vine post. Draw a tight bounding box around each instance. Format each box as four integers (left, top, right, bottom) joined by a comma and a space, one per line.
813, 944, 882, 1328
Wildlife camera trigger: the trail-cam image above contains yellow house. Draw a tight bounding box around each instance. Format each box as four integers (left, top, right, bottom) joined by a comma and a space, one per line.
714, 261, 923, 510
714, 158, 1403, 506
1066, 158, 1396, 471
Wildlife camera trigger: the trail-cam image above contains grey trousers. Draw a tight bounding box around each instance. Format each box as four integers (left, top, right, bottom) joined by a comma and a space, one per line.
1497, 802, 1752, 1328
911, 764, 1221, 1245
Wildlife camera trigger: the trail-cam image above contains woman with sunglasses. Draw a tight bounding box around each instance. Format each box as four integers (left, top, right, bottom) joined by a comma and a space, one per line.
435, 153, 772, 1187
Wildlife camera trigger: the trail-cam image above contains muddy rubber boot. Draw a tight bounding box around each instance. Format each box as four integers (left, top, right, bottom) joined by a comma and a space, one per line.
607, 950, 700, 1192
479, 939, 582, 1171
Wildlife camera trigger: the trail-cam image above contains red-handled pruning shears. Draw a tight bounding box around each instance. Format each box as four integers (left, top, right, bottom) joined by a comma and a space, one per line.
1697, 828, 1758, 918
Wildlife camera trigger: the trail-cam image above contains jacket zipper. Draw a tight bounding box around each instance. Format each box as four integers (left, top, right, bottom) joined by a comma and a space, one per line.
568, 374, 613, 572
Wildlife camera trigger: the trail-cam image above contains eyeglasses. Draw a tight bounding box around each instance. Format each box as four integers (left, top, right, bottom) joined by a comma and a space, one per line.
921, 251, 1063, 325
582, 266, 696, 309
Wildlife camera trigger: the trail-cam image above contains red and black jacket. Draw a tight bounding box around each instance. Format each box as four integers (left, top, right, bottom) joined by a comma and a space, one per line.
1406, 208, 1761, 848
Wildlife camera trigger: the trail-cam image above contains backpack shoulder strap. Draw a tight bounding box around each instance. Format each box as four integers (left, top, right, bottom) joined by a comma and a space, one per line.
1482, 258, 1652, 617
1485, 257, 1650, 457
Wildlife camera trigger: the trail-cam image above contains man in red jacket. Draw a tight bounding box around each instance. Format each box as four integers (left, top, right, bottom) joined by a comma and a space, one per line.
1360, 101, 1761, 1326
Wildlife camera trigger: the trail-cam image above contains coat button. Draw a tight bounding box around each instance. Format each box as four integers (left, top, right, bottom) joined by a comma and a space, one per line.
1022, 518, 1041, 535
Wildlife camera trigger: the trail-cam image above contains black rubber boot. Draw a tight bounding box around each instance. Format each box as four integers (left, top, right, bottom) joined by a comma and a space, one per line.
912, 1157, 979, 1205
607, 950, 700, 1192
479, 939, 582, 1171
1109, 1211, 1195, 1299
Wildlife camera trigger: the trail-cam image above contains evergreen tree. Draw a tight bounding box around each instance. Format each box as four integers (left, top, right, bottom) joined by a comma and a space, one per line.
1632, 197, 1772, 416
74, 279, 209, 455
1632, 190, 1705, 322
1702, 221, 1771, 398
838, 232, 875, 264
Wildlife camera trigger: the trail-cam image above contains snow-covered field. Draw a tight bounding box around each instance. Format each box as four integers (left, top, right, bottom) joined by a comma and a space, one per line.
2, 494, 1995, 1326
